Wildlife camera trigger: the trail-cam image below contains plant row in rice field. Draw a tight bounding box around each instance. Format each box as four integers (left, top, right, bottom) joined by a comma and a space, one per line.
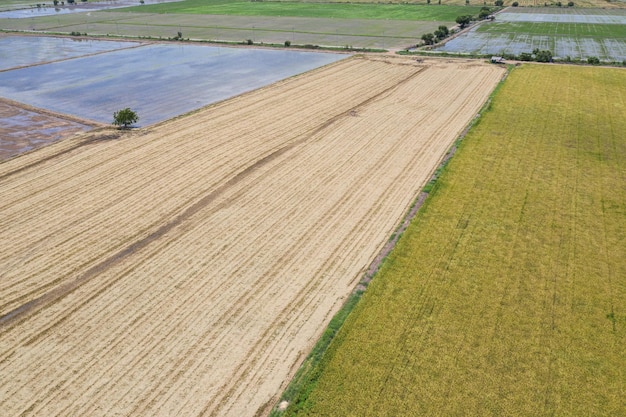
278, 64, 626, 416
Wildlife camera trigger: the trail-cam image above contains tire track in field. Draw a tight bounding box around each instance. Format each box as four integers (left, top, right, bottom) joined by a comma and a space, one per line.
200, 64, 502, 416
0, 57, 408, 316
112, 63, 498, 417
28, 62, 428, 414
1, 58, 420, 412
0, 61, 425, 332
0, 58, 426, 416
0, 57, 410, 358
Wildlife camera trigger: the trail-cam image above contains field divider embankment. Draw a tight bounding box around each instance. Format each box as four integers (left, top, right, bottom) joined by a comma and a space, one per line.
0, 63, 426, 334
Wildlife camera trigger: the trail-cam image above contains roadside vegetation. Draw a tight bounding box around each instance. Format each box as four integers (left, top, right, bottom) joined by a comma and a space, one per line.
276, 64, 626, 416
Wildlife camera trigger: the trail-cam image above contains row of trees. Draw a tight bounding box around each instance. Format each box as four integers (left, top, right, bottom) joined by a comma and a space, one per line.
421, 25, 449, 45
420, 7, 494, 47
518, 48, 553, 62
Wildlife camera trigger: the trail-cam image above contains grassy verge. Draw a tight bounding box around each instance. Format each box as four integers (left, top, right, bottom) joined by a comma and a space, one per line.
118, 0, 484, 21
277, 64, 626, 416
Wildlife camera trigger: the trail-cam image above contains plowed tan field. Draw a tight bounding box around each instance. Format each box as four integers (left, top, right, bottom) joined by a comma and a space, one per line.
0, 56, 504, 417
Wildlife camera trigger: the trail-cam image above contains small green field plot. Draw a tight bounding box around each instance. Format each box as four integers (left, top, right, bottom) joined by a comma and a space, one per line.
279, 64, 626, 416
497, 9, 626, 24
478, 21, 626, 38
510, 0, 626, 7
119, 0, 483, 21
437, 8, 626, 61
505, 7, 626, 16
438, 24, 626, 61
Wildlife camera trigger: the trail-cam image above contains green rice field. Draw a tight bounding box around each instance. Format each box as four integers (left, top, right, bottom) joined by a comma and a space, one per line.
278, 64, 626, 416
478, 21, 626, 38
119, 0, 483, 21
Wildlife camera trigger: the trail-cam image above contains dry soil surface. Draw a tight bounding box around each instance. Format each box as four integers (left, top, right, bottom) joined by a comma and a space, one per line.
0, 56, 504, 417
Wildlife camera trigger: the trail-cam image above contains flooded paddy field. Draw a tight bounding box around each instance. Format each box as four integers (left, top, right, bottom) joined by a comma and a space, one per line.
0, 37, 347, 129
0, 0, 180, 19
439, 28, 626, 61
438, 9, 626, 61
497, 9, 626, 24
0, 99, 96, 160
0, 35, 140, 71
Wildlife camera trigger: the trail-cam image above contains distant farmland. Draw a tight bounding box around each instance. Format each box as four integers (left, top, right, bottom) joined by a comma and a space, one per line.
119, 0, 483, 21
280, 64, 626, 416
439, 9, 626, 61
0, 10, 451, 49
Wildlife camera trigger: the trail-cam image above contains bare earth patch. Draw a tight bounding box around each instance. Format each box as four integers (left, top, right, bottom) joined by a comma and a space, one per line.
0, 56, 504, 417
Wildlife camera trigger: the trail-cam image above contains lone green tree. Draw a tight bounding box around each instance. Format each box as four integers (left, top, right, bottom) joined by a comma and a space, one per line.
455, 15, 472, 29
113, 108, 139, 128
421, 33, 435, 45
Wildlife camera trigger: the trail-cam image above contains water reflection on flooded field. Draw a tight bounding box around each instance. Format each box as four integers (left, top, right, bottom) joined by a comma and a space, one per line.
0, 36, 347, 158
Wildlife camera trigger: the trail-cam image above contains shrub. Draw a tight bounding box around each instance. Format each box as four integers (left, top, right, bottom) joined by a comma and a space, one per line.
535, 49, 553, 62
587, 56, 600, 65
112, 108, 139, 128
421, 33, 435, 45
246, 39, 253, 45
284, 40, 291, 47
512, 1, 518, 5
495, 0, 504, 6
567, 0, 574, 4
519, 52, 533, 61
455, 15, 472, 28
